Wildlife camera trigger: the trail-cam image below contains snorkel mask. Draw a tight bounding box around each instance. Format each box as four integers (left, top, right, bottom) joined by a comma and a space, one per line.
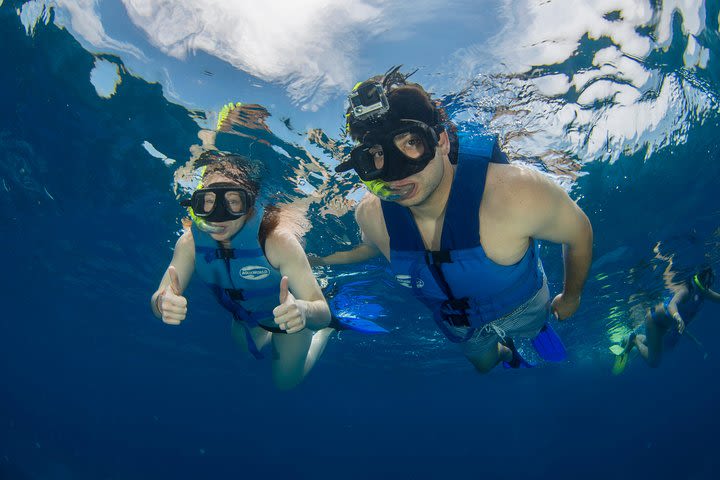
337, 119, 440, 200
181, 177, 254, 233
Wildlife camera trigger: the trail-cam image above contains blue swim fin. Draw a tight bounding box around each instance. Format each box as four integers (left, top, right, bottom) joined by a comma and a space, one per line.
531, 322, 567, 362
502, 337, 536, 369
330, 315, 388, 334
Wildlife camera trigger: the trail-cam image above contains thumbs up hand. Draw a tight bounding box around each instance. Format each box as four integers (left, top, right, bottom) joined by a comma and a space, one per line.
157, 266, 188, 325
273, 276, 306, 334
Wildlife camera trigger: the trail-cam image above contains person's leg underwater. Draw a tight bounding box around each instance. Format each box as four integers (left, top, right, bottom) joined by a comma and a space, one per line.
270, 329, 314, 390
230, 320, 272, 354
303, 328, 334, 376
642, 304, 672, 367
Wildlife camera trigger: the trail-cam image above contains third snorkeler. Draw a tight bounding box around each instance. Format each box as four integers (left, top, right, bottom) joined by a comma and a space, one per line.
613, 267, 719, 373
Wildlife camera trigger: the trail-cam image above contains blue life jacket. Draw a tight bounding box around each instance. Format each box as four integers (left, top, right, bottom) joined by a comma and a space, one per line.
380, 134, 544, 342
192, 206, 283, 357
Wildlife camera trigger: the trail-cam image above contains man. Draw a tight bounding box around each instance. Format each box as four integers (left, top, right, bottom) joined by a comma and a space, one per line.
333, 69, 593, 372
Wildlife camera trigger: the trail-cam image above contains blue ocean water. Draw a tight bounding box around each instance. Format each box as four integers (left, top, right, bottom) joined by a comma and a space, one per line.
2, 0, 720, 478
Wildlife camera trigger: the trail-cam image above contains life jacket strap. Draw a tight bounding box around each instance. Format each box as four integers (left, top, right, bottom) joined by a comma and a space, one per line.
425, 250, 452, 264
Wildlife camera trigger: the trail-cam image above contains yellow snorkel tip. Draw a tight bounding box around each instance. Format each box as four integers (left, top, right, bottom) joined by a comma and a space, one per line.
217, 101, 243, 130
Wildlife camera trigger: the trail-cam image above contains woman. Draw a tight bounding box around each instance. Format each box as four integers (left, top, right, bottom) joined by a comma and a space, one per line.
151, 154, 333, 390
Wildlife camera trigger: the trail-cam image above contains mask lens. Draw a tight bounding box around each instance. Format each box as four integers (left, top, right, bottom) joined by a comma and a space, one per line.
192, 191, 217, 216
393, 131, 427, 160
369, 145, 384, 169
224, 190, 247, 215
350, 145, 385, 181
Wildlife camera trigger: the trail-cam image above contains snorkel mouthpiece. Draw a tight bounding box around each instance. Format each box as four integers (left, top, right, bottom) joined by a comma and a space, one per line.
361, 179, 412, 201
188, 209, 225, 233
362, 179, 393, 199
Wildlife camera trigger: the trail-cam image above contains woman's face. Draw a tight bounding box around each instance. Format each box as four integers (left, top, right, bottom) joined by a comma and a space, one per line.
201, 173, 252, 242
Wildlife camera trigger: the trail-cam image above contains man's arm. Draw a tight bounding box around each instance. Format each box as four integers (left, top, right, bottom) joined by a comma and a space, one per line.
308, 243, 381, 266
702, 287, 720, 302
515, 169, 594, 319
265, 230, 331, 331
354, 193, 391, 260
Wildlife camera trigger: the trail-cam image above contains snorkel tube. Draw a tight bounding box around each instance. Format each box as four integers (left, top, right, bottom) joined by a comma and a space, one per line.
186, 172, 225, 234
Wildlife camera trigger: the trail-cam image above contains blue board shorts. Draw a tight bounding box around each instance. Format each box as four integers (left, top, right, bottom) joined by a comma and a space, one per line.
444, 276, 550, 357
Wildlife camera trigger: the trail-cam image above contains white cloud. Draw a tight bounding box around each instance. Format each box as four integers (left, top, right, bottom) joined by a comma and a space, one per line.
655, 0, 706, 47
449, 0, 716, 169
120, 0, 388, 110
142, 141, 175, 166
487, 0, 653, 74
19, 0, 52, 35
89, 58, 121, 98
529, 74, 571, 97
53, 0, 146, 60
39, 0, 461, 109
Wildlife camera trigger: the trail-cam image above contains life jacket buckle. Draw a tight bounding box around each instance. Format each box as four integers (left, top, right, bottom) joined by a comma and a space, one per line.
216, 248, 236, 260
440, 297, 471, 327
226, 289, 245, 301
443, 314, 471, 327
426, 250, 452, 264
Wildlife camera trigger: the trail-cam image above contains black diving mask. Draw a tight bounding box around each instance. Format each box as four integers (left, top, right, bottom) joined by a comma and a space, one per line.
337, 119, 440, 182
181, 182, 254, 223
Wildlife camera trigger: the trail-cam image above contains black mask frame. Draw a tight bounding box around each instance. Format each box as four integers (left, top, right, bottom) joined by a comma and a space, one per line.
338, 119, 440, 182
181, 182, 254, 223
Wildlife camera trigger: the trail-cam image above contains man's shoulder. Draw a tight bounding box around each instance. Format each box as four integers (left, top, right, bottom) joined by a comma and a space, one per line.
484, 162, 558, 219
486, 161, 544, 188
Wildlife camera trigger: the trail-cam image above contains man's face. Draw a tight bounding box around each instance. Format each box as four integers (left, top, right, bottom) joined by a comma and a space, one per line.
371, 130, 448, 207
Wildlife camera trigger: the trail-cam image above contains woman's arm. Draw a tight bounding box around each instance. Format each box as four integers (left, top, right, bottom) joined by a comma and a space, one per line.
265, 229, 331, 332
150, 231, 195, 322
665, 286, 690, 333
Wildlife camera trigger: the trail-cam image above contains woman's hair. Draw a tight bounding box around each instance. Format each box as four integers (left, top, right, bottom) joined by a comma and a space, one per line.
198, 152, 260, 197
